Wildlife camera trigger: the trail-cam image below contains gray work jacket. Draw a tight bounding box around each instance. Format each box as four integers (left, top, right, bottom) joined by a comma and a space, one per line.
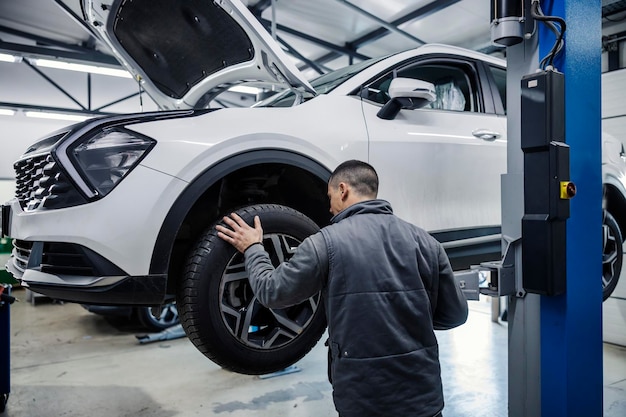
243, 199, 468, 417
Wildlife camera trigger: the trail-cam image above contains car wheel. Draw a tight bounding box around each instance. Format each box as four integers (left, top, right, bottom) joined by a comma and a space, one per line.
136, 302, 179, 331
603, 210, 623, 301
177, 204, 327, 375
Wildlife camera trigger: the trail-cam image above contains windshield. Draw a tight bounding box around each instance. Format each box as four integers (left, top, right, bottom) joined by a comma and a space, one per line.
256, 56, 386, 108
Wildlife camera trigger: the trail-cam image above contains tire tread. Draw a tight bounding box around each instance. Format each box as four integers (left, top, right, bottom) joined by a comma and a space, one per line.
176, 204, 325, 374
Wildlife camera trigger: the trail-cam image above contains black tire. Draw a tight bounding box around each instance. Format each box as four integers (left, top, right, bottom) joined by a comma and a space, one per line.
177, 204, 327, 375
603, 210, 623, 301
136, 302, 179, 331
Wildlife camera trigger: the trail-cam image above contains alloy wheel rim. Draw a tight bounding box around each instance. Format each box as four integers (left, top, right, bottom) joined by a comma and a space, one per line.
219, 233, 321, 349
602, 221, 619, 290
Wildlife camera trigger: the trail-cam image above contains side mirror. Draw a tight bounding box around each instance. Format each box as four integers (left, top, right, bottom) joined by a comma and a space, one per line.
377, 78, 436, 120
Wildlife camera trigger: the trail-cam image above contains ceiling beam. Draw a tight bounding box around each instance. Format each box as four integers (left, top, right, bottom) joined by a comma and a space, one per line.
51, 0, 100, 41
348, 0, 462, 48
258, 18, 371, 61
0, 2, 116, 67
0, 25, 89, 54
334, 0, 426, 45
22, 59, 88, 111
290, 0, 462, 72
0, 40, 120, 66
0, 101, 115, 116
276, 36, 327, 75
93, 91, 144, 112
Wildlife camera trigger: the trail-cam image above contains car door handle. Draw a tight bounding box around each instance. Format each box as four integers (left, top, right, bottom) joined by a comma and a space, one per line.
472, 129, 501, 141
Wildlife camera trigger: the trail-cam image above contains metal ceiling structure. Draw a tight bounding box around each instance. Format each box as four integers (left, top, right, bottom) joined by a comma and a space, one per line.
0, 0, 625, 116
0, 1, 496, 72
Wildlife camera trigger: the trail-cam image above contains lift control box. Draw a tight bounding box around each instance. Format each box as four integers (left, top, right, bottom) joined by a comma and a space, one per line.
521, 70, 572, 296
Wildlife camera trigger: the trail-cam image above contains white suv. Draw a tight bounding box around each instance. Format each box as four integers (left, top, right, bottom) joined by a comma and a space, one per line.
3, 0, 625, 374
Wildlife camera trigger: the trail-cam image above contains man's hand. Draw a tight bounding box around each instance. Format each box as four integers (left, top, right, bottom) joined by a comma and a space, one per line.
216, 213, 263, 253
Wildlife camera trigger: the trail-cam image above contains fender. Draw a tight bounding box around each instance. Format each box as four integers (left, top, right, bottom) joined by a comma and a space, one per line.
603, 173, 626, 203
149, 149, 331, 276
603, 173, 626, 237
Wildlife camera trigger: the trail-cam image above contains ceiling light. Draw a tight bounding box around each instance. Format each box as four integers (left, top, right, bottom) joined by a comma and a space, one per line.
0, 53, 21, 63
0, 109, 15, 116
25, 111, 90, 122
30, 58, 132, 78
230, 85, 264, 95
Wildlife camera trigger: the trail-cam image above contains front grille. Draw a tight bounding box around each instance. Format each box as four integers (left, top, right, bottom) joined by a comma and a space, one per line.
10, 239, 33, 276
14, 154, 87, 211
41, 242, 96, 276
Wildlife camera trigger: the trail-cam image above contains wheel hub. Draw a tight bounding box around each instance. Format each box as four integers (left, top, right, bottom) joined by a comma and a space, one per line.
218, 233, 321, 349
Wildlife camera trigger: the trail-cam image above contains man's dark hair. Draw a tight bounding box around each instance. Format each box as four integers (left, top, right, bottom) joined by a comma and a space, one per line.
329, 160, 379, 198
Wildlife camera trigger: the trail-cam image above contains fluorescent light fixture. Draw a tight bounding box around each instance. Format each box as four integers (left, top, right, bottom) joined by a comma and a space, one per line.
30, 58, 132, 78
25, 111, 90, 122
0, 109, 15, 116
0, 53, 21, 63
230, 85, 263, 95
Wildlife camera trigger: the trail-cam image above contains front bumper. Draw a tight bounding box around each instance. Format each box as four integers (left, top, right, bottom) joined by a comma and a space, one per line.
14, 269, 166, 306
5, 239, 166, 305
3, 163, 188, 306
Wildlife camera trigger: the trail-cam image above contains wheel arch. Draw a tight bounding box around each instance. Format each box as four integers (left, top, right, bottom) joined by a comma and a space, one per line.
149, 149, 332, 295
604, 180, 626, 239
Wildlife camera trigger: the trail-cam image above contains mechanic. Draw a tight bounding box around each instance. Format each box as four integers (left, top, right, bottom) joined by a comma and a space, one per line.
216, 159, 468, 417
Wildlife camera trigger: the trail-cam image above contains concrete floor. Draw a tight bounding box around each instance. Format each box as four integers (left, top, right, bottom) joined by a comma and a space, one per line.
2, 288, 626, 417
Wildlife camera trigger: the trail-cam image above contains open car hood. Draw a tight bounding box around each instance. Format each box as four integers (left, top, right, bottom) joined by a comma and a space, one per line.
84, 0, 315, 109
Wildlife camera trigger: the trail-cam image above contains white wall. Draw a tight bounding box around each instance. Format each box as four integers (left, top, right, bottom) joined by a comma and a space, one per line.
0, 115, 74, 178
0, 115, 76, 204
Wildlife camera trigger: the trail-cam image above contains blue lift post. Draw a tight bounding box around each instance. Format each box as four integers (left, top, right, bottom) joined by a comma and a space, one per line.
504, 1, 603, 416
538, 1, 604, 416
502, 0, 603, 417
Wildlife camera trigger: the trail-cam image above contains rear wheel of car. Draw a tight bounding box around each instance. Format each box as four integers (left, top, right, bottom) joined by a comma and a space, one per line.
177, 204, 327, 375
136, 302, 179, 331
603, 210, 622, 301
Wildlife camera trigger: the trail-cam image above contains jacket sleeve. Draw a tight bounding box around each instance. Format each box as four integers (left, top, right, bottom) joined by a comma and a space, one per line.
432, 244, 468, 330
243, 231, 328, 309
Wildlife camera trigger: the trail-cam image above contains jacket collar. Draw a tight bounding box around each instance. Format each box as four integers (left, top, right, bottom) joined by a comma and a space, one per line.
330, 199, 394, 224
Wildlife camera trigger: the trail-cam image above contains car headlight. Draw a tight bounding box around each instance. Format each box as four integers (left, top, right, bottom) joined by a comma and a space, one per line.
70, 127, 156, 197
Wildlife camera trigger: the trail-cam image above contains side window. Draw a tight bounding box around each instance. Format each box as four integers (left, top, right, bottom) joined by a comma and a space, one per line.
488, 65, 507, 114
363, 63, 479, 112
